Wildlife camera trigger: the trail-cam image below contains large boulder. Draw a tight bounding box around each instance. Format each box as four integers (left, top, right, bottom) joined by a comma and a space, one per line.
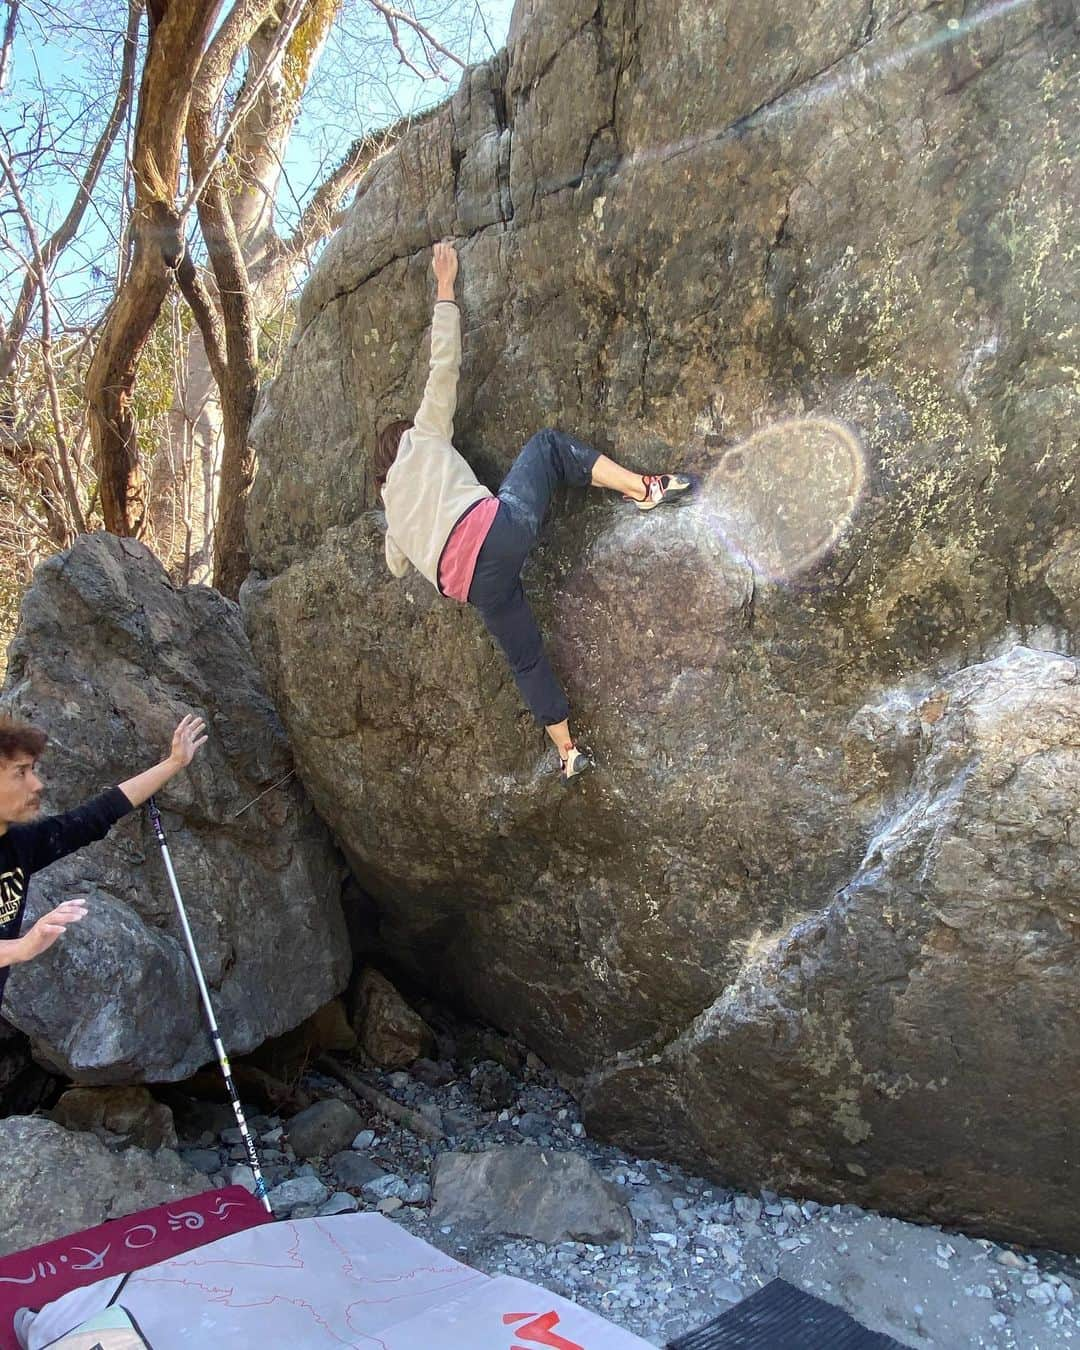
243, 0, 1079, 1245
0, 1116, 206, 1256
0, 534, 350, 1082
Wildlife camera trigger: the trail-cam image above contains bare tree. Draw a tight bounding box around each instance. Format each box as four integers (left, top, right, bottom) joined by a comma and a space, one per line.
1, 0, 501, 608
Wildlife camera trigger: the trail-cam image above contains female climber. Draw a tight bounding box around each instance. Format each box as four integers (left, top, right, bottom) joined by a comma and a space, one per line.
375, 241, 693, 783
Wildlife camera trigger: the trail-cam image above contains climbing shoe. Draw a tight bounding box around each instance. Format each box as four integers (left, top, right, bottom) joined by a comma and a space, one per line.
561, 744, 595, 784
627, 473, 695, 510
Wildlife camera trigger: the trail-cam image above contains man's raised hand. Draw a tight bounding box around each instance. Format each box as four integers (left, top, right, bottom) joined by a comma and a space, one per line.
169, 714, 208, 769
19, 898, 87, 961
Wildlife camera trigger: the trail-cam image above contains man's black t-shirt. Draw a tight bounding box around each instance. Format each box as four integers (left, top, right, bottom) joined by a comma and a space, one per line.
0, 787, 133, 1006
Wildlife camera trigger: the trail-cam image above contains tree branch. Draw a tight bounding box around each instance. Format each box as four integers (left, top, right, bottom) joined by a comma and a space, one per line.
0, 0, 142, 387
174, 250, 228, 391
0, 136, 86, 536
0, 0, 19, 94
367, 0, 466, 75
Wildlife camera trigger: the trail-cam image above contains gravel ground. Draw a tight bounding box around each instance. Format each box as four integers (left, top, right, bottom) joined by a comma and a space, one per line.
176, 1051, 1080, 1349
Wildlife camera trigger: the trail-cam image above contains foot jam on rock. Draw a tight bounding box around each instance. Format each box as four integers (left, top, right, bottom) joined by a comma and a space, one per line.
628, 473, 695, 510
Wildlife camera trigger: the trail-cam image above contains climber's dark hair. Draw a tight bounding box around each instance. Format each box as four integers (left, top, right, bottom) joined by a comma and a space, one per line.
374, 419, 413, 493
0, 716, 46, 765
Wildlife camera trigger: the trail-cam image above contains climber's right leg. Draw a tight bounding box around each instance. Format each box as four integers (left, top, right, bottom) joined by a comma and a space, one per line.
496, 428, 601, 551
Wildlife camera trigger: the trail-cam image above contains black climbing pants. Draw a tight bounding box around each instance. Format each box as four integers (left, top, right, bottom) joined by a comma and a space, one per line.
468, 428, 600, 727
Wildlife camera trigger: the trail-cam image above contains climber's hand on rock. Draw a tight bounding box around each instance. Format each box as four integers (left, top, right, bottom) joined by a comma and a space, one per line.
433, 241, 458, 299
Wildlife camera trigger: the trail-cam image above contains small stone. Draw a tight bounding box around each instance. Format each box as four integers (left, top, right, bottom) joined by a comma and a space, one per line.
1058, 1284, 1075, 1306
261, 1126, 284, 1144
181, 1148, 223, 1175
971, 1284, 993, 1299
989, 1314, 1008, 1330
352, 1130, 377, 1151
651, 1232, 678, 1248
286, 1100, 364, 1159
404, 1181, 431, 1205
734, 1196, 762, 1222
937, 1243, 955, 1261
266, 1176, 330, 1212
709, 1277, 743, 1303
571, 1123, 586, 1138
363, 1174, 410, 1200
226, 1164, 257, 1194
388, 1071, 411, 1090
318, 1192, 359, 1217
778, 1238, 802, 1252
378, 1196, 404, 1214
331, 1151, 387, 1189
1027, 1284, 1054, 1305
997, 1250, 1027, 1269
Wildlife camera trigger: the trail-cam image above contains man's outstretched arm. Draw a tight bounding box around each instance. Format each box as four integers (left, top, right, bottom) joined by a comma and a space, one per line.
15, 715, 209, 876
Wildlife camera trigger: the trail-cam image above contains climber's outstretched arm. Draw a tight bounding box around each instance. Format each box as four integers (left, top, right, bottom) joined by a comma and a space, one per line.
412, 242, 461, 443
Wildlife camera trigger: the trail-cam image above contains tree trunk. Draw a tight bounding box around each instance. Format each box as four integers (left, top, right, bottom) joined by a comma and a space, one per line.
86, 0, 222, 537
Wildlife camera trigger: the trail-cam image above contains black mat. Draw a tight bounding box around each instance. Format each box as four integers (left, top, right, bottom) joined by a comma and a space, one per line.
665, 1279, 907, 1349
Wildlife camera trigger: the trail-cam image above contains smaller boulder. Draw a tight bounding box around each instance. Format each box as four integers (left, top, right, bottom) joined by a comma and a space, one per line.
330, 1150, 387, 1189
266, 1175, 330, 1214
286, 1099, 363, 1158
350, 969, 435, 1067
0, 1117, 205, 1256
431, 1147, 634, 1245
51, 1086, 177, 1150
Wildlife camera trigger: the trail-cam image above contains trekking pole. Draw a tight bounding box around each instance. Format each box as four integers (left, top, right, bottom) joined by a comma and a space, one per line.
147, 797, 273, 1214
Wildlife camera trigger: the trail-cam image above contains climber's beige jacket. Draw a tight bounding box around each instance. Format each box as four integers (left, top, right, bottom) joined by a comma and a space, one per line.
382, 301, 492, 592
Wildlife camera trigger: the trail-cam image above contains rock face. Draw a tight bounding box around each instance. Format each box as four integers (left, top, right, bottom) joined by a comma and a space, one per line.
0, 534, 350, 1083
243, 0, 1080, 1247
0, 1117, 206, 1256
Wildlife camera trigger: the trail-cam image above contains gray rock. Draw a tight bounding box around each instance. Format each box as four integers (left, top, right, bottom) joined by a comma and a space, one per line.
266, 1176, 330, 1212
363, 1174, 410, 1200
0, 534, 349, 1082
226, 1164, 257, 1194
431, 1148, 633, 1245
734, 1196, 762, 1223
351, 1129, 377, 1150
710, 1277, 744, 1304
0, 1117, 205, 1255
243, 0, 1080, 1252
331, 1150, 387, 1189
443, 1110, 475, 1138
180, 1148, 223, 1175
286, 1099, 363, 1159
318, 1192, 360, 1217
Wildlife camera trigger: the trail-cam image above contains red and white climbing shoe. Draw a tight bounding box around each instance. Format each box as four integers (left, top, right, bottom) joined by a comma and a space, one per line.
626, 473, 695, 510
560, 744, 595, 784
